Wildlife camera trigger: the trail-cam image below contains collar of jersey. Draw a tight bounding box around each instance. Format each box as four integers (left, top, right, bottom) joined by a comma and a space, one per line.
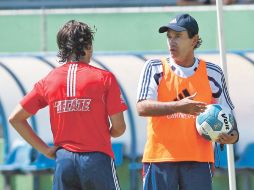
168, 57, 199, 78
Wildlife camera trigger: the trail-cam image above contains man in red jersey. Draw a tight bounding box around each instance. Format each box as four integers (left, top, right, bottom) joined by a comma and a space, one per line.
9, 20, 127, 190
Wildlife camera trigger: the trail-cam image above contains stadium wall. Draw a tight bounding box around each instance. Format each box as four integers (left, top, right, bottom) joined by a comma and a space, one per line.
0, 5, 253, 53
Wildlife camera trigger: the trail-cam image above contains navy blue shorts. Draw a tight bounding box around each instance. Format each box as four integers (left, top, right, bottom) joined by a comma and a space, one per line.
53, 149, 121, 190
143, 162, 213, 190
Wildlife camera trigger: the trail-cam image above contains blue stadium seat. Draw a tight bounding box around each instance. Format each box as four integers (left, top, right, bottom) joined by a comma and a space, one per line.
0, 143, 33, 190
214, 144, 228, 169
236, 143, 254, 170
128, 162, 142, 170
0, 144, 32, 173
112, 143, 123, 167
235, 143, 254, 190
19, 142, 55, 174
21, 152, 55, 173
0, 142, 55, 190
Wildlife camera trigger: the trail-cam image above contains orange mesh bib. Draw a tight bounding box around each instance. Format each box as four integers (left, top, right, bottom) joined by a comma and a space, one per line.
142, 58, 214, 163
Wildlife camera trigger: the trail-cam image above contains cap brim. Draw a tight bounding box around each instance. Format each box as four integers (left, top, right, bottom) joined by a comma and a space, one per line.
159, 24, 186, 33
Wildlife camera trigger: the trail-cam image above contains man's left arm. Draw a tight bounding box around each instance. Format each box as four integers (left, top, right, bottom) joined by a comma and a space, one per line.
212, 69, 239, 144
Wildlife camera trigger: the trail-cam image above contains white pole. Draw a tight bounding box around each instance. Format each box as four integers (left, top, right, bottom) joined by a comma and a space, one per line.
41, 7, 47, 53
215, 1, 237, 190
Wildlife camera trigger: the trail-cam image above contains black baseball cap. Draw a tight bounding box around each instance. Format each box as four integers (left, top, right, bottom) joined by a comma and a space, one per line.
159, 13, 199, 35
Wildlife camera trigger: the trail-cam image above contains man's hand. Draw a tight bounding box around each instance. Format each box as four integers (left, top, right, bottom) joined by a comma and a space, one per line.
44, 146, 59, 159
177, 93, 207, 115
216, 129, 239, 144
137, 92, 207, 117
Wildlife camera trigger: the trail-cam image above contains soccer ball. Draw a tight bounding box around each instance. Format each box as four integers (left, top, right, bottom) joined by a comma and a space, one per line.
196, 104, 234, 141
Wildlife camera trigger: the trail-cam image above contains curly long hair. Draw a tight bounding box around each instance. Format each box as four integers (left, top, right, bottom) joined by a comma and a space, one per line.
57, 20, 95, 63
187, 30, 202, 49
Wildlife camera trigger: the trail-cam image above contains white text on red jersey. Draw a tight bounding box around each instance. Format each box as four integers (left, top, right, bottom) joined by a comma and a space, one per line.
54, 98, 91, 113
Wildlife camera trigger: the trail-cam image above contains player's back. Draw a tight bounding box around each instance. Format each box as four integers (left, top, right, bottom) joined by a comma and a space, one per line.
41, 61, 115, 155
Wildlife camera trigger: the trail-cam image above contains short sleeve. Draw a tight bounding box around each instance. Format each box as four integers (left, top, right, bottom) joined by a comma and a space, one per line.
136, 59, 163, 102
106, 73, 127, 116
20, 80, 48, 114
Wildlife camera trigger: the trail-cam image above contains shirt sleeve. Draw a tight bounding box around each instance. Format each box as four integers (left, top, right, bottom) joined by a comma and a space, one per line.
136, 59, 163, 102
106, 73, 128, 116
207, 62, 235, 110
20, 80, 48, 114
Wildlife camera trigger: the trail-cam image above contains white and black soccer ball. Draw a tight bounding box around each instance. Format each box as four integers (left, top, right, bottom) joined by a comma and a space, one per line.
196, 104, 235, 142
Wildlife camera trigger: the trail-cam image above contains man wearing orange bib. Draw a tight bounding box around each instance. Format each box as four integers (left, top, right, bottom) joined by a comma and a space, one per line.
136, 13, 239, 190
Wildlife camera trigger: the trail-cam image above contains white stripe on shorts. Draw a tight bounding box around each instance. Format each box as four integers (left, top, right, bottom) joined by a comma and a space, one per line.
111, 159, 120, 190
208, 162, 213, 179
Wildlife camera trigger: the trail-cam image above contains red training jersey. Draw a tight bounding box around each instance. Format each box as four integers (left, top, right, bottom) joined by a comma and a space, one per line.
21, 61, 127, 157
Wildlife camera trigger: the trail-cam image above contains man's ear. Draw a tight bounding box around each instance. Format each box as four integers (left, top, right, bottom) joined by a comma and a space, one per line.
192, 34, 199, 48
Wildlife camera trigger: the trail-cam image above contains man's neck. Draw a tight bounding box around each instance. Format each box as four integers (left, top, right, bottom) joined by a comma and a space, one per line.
171, 55, 195, 68
67, 55, 90, 64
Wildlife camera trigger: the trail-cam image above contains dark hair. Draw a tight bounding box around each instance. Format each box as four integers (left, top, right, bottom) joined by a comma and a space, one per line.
57, 20, 95, 63
187, 30, 202, 49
